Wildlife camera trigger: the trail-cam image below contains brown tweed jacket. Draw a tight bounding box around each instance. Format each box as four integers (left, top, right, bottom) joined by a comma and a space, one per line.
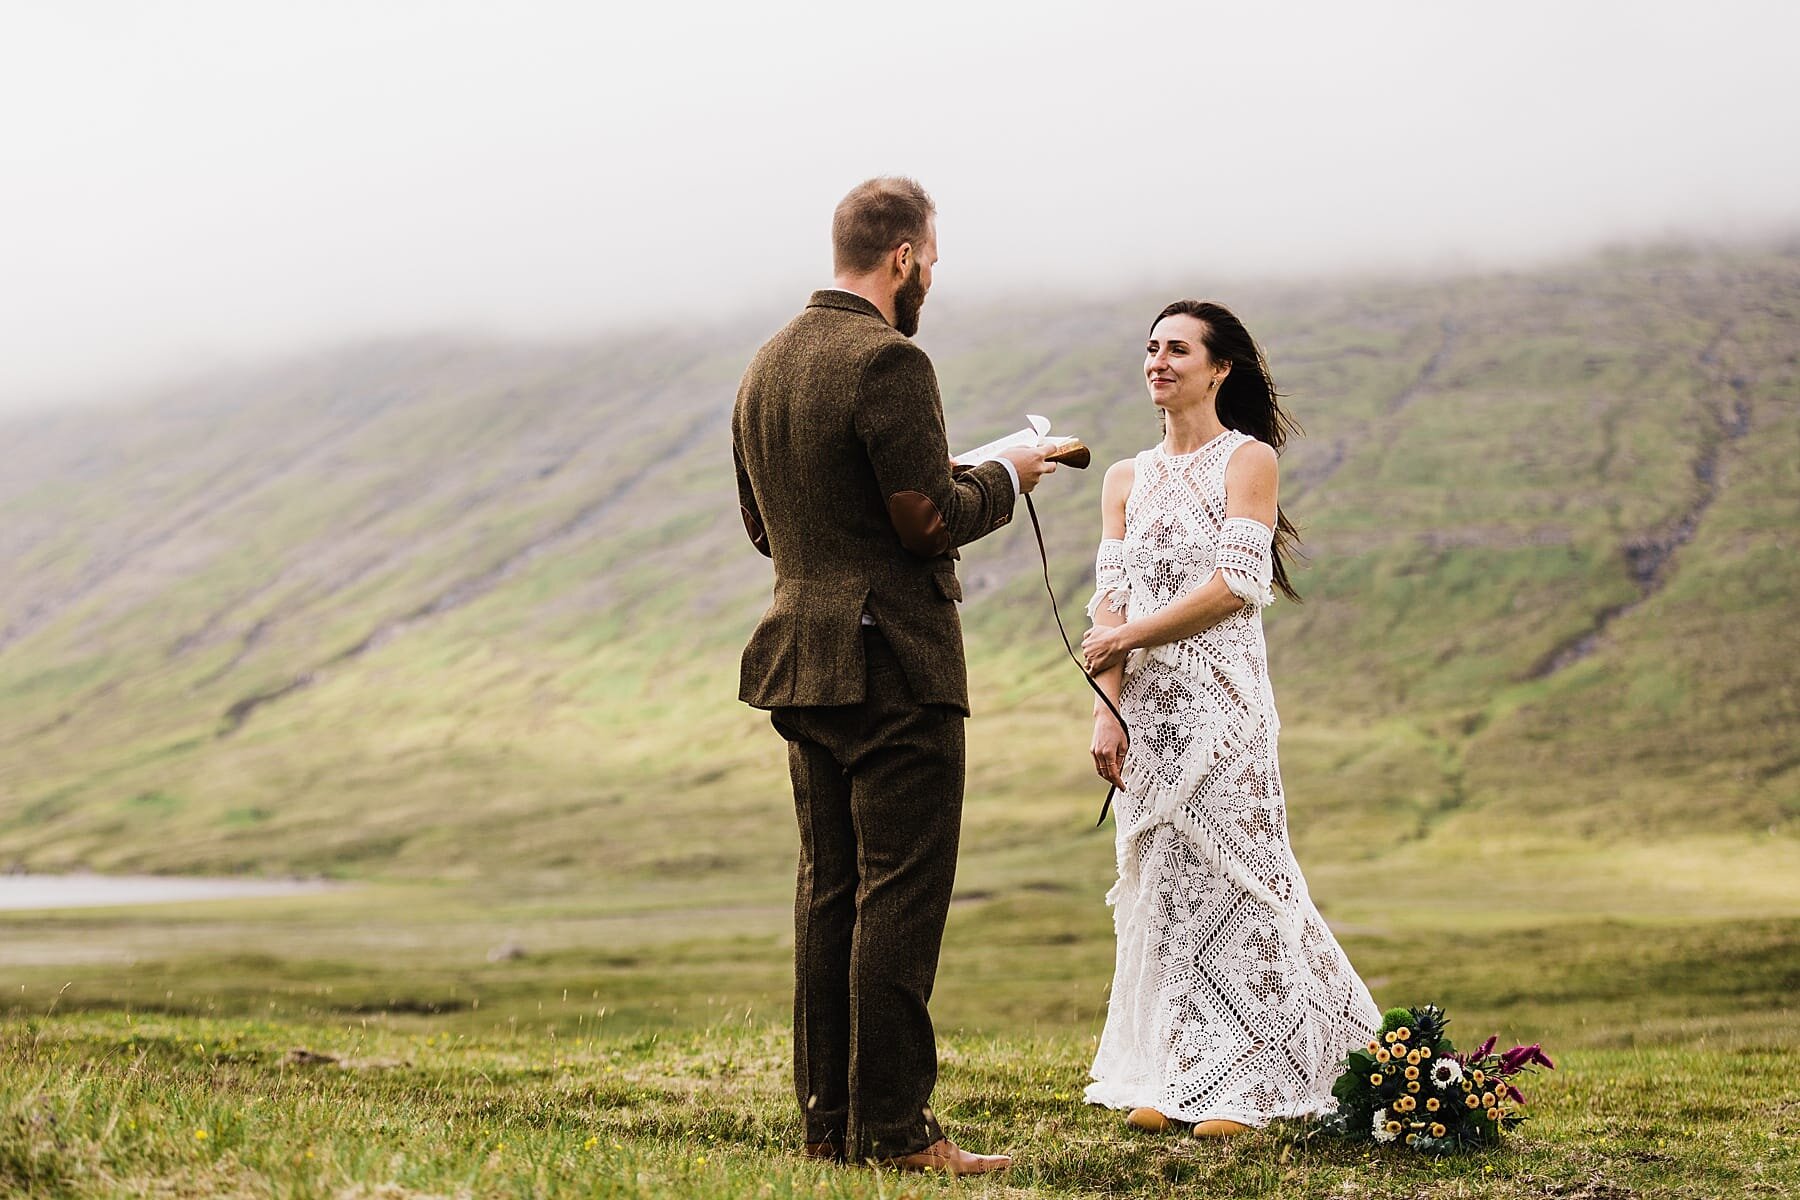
733, 290, 1016, 713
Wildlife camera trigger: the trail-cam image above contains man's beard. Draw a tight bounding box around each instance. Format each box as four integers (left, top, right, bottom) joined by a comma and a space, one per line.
893, 258, 926, 337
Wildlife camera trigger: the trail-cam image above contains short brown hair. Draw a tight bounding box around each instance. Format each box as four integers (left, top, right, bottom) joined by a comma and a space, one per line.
832, 177, 935, 274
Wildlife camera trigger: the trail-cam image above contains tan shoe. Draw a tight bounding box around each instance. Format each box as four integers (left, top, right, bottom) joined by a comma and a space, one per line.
875, 1137, 1012, 1176
1126, 1107, 1173, 1132
1192, 1119, 1252, 1138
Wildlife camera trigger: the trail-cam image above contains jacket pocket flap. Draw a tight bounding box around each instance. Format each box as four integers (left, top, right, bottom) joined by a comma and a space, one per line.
932, 572, 963, 602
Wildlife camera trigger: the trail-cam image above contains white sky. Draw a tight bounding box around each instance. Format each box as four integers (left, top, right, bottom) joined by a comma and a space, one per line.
3, 0, 1797, 408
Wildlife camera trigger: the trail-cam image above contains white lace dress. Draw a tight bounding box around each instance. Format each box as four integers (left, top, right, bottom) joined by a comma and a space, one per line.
1083, 431, 1380, 1126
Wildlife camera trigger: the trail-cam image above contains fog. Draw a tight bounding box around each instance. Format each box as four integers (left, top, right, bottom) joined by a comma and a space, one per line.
4, 0, 1797, 409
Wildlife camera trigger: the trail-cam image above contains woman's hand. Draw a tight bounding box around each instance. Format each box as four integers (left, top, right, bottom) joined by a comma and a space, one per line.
1091, 711, 1127, 789
1081, 622, 1133, 675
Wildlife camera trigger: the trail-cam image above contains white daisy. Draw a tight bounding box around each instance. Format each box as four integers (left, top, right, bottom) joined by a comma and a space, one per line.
1372, 1109, 1397, 1143
1430, 1059, 1464, 1089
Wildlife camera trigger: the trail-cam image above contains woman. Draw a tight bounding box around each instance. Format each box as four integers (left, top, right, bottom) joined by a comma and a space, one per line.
1079, 300, 1379, 1137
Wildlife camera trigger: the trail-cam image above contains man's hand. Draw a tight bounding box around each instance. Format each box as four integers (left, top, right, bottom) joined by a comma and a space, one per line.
1091, 711, 1127, 789
999, 443, 1057, 494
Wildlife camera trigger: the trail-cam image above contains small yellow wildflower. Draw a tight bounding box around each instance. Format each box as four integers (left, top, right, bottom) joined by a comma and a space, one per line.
1425, 1098, 1440, 1112
193, 1130, 208, 1141
1370, 1072, 1384, 1086
1384, 1121, 1402, 1135
1395, 1028, 1411, 1041
1406, 1049, 1421, 1065
1384, 1031, 1398, 1044
1419, 1046, 1433, 1059
1482, 1092, 1496, 1108
1367, 1040, 1381, 1053
1430, 1123, 1446, 1138
1406, 1081, 1421, 1093
1472, 1070, 1485, 1086
1486, 1108, 1500, 1121
1465, 1094, 1481, 1108
1376, 1048, 1391, 1063
1404, 1066, 1419, 1080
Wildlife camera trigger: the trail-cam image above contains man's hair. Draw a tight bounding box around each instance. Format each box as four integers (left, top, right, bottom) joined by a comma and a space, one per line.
832, 177, 935, 275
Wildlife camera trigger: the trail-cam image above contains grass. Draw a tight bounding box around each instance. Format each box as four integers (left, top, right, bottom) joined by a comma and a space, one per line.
3, 1014, 1795, 1199
1, 241, 1798, 1194
2, 866, 1797, 1195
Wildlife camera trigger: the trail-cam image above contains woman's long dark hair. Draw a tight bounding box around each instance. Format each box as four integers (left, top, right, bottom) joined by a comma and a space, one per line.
1152, 299, 1304, 602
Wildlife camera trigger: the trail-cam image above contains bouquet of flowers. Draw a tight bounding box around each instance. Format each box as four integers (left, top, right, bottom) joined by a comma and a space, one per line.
1320, 1005, 1554, 1154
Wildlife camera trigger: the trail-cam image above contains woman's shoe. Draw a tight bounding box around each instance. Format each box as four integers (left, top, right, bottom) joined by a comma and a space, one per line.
1192, 1119, 1251, 1138
1126, 1107, 1172, 1132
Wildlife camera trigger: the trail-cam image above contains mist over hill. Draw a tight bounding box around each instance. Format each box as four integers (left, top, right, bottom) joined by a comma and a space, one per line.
0, 241, 1794, 881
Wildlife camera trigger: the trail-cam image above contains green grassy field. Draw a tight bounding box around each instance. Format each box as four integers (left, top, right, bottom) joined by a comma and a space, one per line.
2, 241, 1798, 1196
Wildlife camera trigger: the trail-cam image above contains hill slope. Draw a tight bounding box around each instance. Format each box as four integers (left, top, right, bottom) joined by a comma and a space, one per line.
0, 243, 1795, 884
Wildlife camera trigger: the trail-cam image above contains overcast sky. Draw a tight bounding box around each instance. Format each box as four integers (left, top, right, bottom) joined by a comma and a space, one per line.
3, 0, 1797, 408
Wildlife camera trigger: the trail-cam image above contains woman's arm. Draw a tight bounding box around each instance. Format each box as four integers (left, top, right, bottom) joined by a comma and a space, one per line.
1087, 460, 1133, 788
1083, 440, 1278, 672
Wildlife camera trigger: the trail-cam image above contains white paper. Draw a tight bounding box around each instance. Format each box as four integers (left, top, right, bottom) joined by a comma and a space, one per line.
953, 414, 1079, 465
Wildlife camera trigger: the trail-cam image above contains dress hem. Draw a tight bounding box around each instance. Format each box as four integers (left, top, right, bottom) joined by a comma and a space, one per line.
1082, 1079, 1338, 1127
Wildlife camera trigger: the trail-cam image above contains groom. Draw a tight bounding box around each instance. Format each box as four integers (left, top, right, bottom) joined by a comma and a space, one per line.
732, 177, 1056, 1174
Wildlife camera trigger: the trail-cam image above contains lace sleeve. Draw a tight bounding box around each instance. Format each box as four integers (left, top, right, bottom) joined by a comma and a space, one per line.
1216, 517, 1275, 609
1085, 538, 1130, 618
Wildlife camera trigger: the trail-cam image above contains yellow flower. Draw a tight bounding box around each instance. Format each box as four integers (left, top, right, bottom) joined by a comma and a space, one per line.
193, 1130, 208, 1141
1404, 1066, 1419, 1080
1376, 1048, 1391, 1063
1404, 1133, 1417, 1145
1370, 1072, 1384, 1086
1396, 1027, 1411, 1041
1385, 1120, 1402, 1135
1494, 1082, 1509, 1099
1463, 1080, 1474, 1092
1472, 1070, 1485, 1086
1384, 1031, 1398, 1044
1486, 1108, 1499, 1121
1407, 1081, 1421, 1093
1368, 1040, 1382, 1053
1419, 1046, 1433, 1059
1426, 1098, 1440, 1112
1430, 1123, 1446, 1138
1466, 1094, 1481, 1108
1482, 1092, 1496, 1108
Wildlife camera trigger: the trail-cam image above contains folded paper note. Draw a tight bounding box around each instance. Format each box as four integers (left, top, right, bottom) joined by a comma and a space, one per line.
953, 414, 1090, 469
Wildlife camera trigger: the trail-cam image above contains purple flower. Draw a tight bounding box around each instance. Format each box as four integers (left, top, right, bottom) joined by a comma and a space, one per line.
1497, 1043, 1556, 1075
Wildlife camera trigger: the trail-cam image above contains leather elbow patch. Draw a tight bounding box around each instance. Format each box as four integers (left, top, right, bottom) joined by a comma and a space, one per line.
740, 505, 770, 556
887, 490, 950, 557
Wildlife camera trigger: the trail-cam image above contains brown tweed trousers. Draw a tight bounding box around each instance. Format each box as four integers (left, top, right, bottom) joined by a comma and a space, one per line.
733, 290, 1017, 1160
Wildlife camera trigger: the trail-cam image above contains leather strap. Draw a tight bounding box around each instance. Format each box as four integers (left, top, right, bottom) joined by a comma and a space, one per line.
1025, 492, 1128, 828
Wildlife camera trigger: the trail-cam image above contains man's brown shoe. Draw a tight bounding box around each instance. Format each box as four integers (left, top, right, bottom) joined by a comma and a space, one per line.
875, 1137, 1011, 1176
802, 1140, 844, 1163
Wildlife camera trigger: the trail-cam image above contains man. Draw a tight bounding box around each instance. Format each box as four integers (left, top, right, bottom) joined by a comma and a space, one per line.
732, 177, 1056, 1174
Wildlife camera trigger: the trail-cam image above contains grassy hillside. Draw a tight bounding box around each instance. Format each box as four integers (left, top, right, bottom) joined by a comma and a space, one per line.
0, 242, 1793, 887
3, 242, 1797, 1199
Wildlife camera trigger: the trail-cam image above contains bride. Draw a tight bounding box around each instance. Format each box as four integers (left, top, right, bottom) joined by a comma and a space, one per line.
1079, 299, 1380, 1137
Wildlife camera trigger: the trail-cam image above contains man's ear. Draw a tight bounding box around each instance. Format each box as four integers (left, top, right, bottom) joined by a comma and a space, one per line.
893, 241, 913, 279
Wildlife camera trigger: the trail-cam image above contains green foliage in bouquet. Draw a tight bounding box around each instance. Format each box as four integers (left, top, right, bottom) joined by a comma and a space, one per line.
1317, 1004, 1554, 1155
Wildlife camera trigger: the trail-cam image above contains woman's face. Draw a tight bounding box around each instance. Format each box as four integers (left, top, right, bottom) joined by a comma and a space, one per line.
1145, 313, 1227, 411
